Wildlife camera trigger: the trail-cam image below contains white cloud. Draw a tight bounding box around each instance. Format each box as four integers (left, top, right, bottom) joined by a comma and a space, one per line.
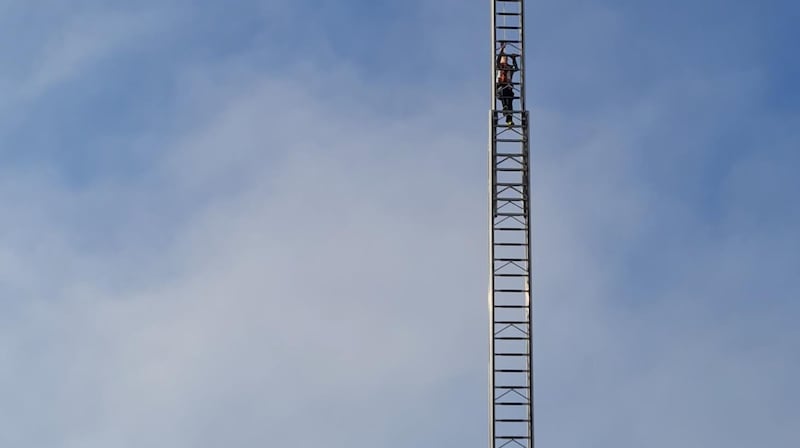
7, 8, 167, 104
0, 64, 487, 446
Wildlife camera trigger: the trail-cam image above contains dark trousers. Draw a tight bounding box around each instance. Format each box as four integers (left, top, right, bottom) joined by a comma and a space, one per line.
497, 84, 514, 119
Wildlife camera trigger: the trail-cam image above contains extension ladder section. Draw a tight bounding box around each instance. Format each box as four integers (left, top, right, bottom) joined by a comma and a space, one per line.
489, 1, 533, 448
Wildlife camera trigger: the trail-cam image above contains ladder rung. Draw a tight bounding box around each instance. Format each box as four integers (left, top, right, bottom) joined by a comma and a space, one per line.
495, 140, 525, 143
496, 336, 529, 340
495, 321, 529, 324
494, 274, 527, 277
495, 193, 524, 197
496, 152, 526, 157
495, 289, 528, 293
496, 419, 530, 422
495, 353, 530, 356
495, 227, 526, 231
496, 403, 530, 406
496, 26, 521, 30
496, 436, 531, 440
496, 369, 529, 373
496, 125, 526, 129
493, 242, 525, 246
495, 385, 530, 389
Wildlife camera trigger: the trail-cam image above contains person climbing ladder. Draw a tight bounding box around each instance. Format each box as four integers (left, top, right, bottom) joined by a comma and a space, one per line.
496, 43, 518, 126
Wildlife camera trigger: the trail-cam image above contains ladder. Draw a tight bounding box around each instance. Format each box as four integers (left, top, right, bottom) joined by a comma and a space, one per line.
489, 1, 533, 448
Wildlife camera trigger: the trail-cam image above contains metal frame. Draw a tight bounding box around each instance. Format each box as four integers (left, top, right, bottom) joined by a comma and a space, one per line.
489, 1, 533, 448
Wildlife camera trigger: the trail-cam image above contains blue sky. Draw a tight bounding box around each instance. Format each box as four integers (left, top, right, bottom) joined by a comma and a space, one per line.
0, 1, 797, 447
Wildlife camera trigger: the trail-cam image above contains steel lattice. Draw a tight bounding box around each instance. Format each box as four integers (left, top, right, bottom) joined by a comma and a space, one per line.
489, 1, 533, 448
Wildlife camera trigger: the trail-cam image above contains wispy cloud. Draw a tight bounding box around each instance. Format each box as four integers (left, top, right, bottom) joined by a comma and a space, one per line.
11, 10, 166, 103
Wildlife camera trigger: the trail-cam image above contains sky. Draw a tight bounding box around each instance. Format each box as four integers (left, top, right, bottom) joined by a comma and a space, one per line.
0, 0, 798, 447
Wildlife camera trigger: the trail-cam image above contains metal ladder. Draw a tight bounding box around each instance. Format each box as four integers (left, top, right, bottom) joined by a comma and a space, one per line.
489, 1, 533, 448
